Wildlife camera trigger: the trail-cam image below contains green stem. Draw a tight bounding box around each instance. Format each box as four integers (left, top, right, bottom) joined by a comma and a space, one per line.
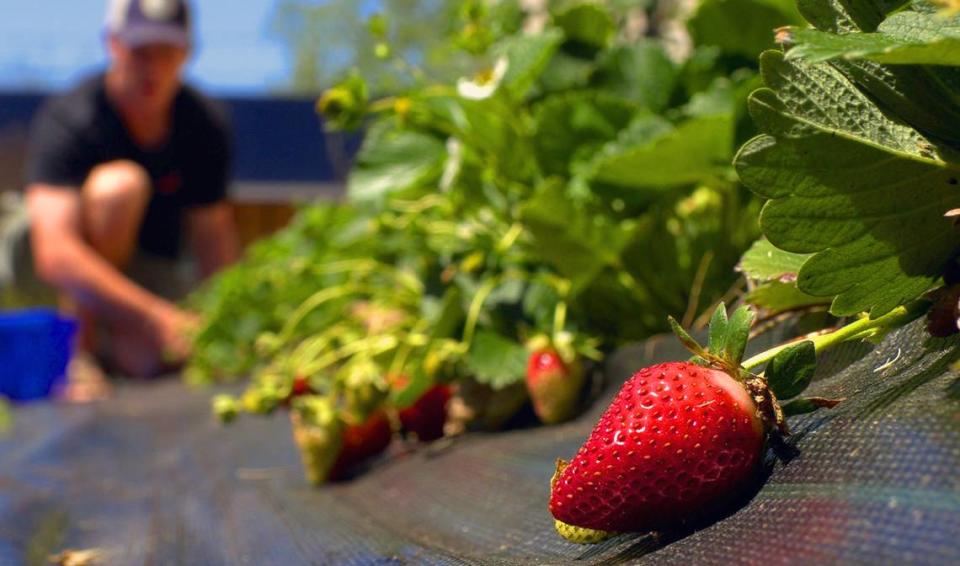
388, 320, 430, 377
279, 284, 367, 343
551, 278, 571, 343
496, 222, 523, 253
286, 326, 346, 369
553, 301, 568, 343
368, 97, 397, 113
311, 258, 379, 277
742, 301, 927, 372
300, 335, 399, 376
462, 276, 500, 346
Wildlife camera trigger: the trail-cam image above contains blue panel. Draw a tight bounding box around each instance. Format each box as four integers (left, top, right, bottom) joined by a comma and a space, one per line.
0, 92, 362, 184
221, 97, 363, 183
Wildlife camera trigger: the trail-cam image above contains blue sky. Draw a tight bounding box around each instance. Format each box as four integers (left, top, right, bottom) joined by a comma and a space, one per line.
0, 0, 379, 96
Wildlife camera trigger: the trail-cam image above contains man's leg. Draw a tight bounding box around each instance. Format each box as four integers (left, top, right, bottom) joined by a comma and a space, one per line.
81, 160, 150, 268
74, 160, 162, 378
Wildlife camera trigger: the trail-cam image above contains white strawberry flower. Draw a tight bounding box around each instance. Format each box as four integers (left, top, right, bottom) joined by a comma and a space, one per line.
456, 57, 509, 100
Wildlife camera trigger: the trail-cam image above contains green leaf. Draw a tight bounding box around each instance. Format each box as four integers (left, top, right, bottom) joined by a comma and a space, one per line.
493, 28, 564, 99
765, 340, 816, 399
552, 1, 616, 49
681, 77, 739, 119
347, 123, 446, 203
572, 267, 663, 341
782, 397, 819, 416
535, 51, 596, 95
602, 113, 674, 147
522, 280, 561, 330
689, 0, 804, 59
783, 12, 960, 66
746, 281, 829, 312
424, 287, 465, 340
587, 113, 734, 190
734, 50, 960, 317
520, 181, 637, 290
465, 330, 530, 390
669, 316, 707, 358
724, 306, 755, 365
486, 278, 526, 308
796, 0, 960, 150
739, 238, 811, 282
593, 41, 679, 113
796, 0, 909, 32
532, 91, 637, 177
708, 303, 729, 355
390, 366, 433, 410
415, 94, 519, 165
367, 13, 389, 39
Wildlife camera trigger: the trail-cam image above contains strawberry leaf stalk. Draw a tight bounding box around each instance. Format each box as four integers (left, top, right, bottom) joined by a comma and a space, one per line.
550, 301, 928, 543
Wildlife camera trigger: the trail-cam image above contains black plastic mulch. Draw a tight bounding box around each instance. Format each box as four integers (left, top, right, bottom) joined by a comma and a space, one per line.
0, 317, 958, 565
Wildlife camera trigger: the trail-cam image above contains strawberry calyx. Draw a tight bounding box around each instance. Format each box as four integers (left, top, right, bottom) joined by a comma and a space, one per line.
526, 333, 576, 366
669, 304, 789, 436
744, 376, 789, 436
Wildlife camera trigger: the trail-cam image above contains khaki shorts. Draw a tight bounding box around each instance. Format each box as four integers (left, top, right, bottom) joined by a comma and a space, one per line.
0, 192, 195, 306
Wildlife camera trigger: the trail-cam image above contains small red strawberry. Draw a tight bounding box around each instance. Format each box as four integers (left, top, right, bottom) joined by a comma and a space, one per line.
289, 397, 343, 485
328, 410, 393, 481
291, 374, 312, 397
549, 361, 764, 533
526, 348, 585, 425
280, 374, 314, 408
290, 397, 393, 485
398, 384, 452, 442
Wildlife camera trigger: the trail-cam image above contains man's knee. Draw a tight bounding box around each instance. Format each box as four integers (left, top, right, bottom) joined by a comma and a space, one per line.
83, 160, 151, 210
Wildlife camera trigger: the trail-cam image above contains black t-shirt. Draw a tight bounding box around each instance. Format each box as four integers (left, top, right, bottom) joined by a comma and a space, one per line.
25, 73, 231, 259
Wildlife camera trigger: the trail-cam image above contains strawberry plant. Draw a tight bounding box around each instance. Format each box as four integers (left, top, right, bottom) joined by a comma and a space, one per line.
549, 0, 958, 542
192, 0, 804, 484
550, 300, 926, 542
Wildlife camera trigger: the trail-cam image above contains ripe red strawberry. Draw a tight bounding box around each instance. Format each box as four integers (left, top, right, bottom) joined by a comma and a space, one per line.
280, 375, 314, 408
328, 410, 393, 481
291, 401, 393, 485
291, 374, 312, 397
549, 361, 764, 533
526, 349, 585, 424
398, 384, 452, 442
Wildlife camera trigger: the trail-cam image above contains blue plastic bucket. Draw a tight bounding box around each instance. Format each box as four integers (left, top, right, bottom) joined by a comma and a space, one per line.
0, 308, 77, 401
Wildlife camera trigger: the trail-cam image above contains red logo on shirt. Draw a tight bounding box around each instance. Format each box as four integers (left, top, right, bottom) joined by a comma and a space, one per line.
155, 171, 182, 195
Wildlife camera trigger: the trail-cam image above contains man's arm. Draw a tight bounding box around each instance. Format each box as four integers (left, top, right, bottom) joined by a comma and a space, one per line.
26, 184, 194, 349
186, 200, 240, 279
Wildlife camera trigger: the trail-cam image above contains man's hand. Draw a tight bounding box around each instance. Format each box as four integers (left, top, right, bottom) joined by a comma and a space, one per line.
150, 305, 199, 365
28, 184, 200, 377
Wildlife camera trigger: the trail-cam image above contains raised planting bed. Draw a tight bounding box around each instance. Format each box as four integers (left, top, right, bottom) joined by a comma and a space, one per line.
1, 317, 957, 564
